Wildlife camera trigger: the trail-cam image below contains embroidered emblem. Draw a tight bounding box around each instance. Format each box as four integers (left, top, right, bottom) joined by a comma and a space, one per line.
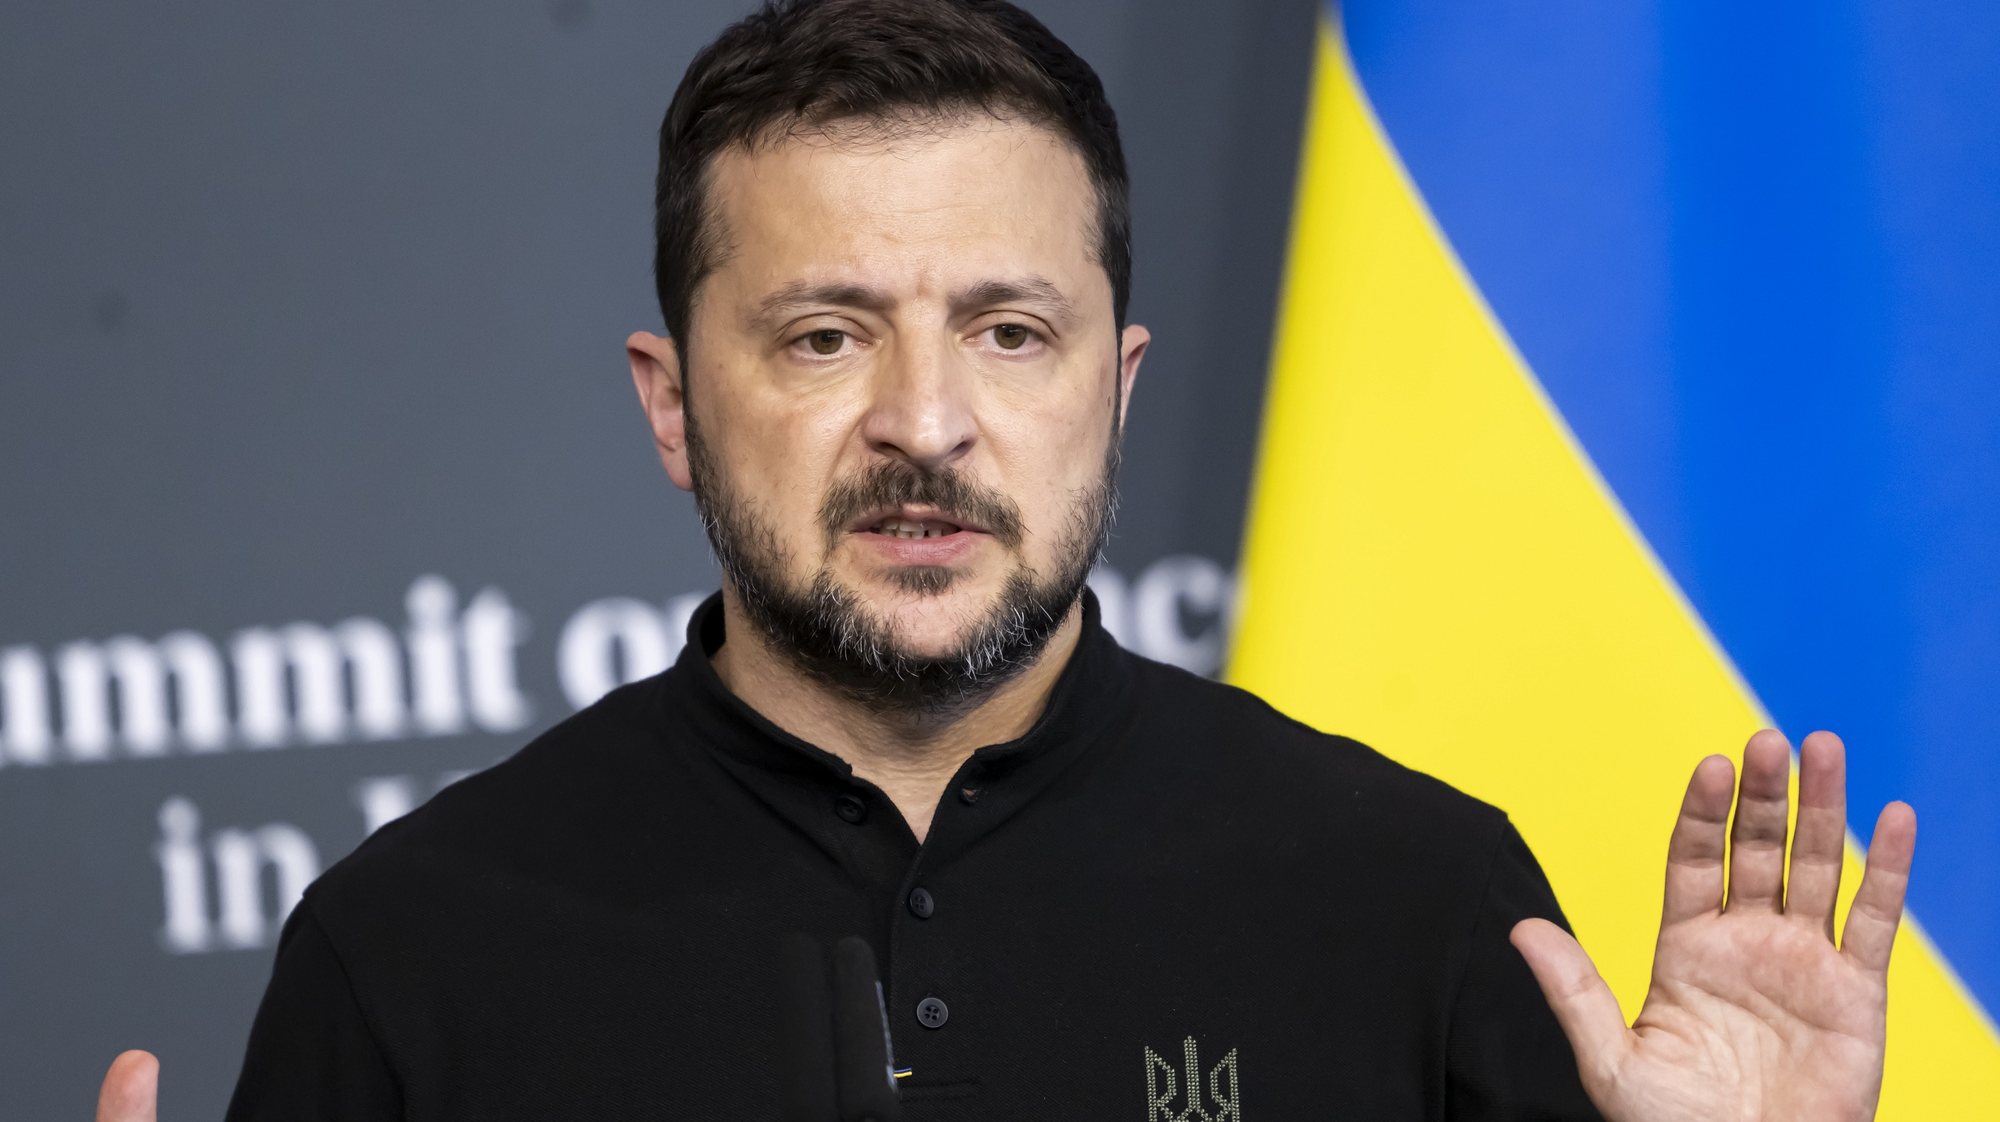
1143, 1036, 1240, 1121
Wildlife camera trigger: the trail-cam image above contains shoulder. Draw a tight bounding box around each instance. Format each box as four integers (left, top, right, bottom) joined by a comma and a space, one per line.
1102, 648, 1537, 962
302, 672, 676, 912
1115, 649, 1511, 854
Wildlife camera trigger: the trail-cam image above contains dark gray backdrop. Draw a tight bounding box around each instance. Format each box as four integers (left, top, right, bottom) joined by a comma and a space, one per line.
0, 1, 1317, 1114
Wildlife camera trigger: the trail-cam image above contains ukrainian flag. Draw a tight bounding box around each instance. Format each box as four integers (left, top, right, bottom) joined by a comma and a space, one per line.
1228, 3, 2000, 1115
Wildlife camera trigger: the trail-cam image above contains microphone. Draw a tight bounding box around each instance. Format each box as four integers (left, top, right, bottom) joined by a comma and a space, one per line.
779, 934, 903, 1121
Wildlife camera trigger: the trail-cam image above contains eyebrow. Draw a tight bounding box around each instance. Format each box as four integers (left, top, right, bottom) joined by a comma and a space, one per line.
748, 274, 1079, 329
952, 276, 1078, 328
752, 281, 894, 326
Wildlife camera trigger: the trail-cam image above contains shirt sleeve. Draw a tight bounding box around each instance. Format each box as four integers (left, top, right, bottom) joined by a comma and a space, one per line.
223, 896, 403, 1122
1444, 819, 1606, 1121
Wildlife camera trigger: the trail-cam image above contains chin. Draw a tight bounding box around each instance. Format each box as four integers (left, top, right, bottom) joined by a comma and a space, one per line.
862, 573, 996, 648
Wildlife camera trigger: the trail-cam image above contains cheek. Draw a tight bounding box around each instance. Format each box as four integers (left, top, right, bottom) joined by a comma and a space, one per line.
1018, 382, 1110, 464
767, 419, 851, 527
989, 395, 1112, 523
709, 388, 855, 525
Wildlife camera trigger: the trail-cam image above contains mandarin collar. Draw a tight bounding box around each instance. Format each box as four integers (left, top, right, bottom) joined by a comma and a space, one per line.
660, 587, 1132, 786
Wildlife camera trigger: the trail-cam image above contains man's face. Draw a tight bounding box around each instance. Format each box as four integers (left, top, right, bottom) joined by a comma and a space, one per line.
632, 114, 1147, 711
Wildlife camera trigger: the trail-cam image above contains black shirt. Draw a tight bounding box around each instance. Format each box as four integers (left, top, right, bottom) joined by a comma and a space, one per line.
226, 591, 1600, 1120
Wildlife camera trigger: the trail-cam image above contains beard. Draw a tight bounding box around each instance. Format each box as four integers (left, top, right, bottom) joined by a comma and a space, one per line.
684, 403, 1119, 718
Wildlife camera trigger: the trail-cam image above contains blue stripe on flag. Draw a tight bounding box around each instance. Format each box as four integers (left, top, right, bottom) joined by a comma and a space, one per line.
1339, 0, 2000, 1016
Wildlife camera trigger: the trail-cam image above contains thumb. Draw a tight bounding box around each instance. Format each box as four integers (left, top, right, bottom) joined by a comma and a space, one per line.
1510, 918, 1629, 1088
96, 1050, 158, 1122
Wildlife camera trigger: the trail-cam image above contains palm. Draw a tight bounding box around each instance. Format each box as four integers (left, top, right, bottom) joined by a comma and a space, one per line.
1513, 730, 1917, 1122
1612, 909, 1886, 1118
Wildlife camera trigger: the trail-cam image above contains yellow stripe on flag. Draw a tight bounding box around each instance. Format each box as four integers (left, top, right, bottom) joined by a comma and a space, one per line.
1227, 19, 2000, 1117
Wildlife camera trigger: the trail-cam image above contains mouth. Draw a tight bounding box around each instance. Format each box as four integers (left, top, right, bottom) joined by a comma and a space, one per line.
847, 505, 989, 540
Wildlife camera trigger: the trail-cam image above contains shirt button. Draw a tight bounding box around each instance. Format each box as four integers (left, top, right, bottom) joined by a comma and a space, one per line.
915, 996, 950, 1029
958, 786, 983, 805
907, 887, 936, 919
833, 794, 867, 824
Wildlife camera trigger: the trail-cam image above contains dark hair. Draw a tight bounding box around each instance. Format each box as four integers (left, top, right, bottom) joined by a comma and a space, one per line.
652, 0, 1131, 349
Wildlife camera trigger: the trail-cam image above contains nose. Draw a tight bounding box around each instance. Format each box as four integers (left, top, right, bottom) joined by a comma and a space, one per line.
858, 332, 978, 472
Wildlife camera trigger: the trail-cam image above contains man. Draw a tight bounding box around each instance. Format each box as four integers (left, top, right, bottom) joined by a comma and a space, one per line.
96, 0, 1917, 1118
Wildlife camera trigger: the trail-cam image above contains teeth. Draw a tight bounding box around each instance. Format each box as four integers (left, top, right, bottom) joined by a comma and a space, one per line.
872, 517, 955, 539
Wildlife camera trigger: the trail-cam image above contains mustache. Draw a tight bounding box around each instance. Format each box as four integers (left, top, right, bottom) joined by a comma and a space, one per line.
820, 460, 1025, 550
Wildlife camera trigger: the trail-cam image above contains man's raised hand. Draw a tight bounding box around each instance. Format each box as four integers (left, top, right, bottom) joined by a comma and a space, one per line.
1511, 730, 1916, 1121
96, 1050, 158, 1122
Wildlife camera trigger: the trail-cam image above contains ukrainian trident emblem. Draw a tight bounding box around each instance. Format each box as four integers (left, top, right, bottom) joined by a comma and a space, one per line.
1143, 1036, 1241, 1121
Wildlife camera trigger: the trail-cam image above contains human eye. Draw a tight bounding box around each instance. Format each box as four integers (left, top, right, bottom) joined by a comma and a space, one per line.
788, 327, 854, 359
979, 321, 1046, 356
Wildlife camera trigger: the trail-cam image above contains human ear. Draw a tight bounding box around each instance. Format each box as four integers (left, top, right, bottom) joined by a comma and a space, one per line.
626, 331, 694, 492
1115, 323, 1151, 428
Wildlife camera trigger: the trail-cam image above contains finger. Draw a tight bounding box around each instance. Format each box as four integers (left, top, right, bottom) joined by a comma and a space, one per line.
1662, 754, 1734, 926
1842, 801, 1917, 974
1785, 731, 1848, 938
96, 1050, 158, 1122
1725, 729, 1793, 913
1510, 918, 1630, 1089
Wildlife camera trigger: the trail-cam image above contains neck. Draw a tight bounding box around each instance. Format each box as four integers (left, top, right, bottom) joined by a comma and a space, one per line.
709, 587, 1084, 842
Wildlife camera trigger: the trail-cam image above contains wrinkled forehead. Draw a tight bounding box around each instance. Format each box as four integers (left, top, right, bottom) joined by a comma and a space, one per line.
696, 114, 1109, 323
